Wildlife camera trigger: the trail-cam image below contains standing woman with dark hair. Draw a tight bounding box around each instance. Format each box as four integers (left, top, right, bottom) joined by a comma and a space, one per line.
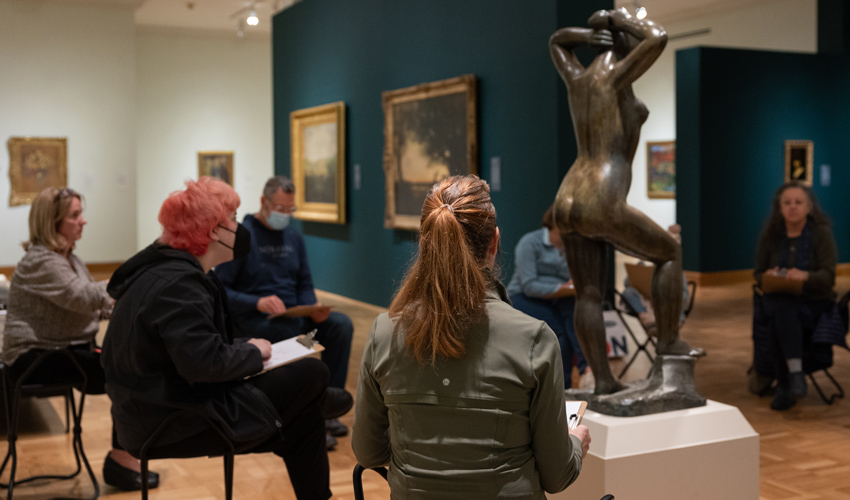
352, 175, 590, 499
3, 186, 158, 490
753, 181, 837, 410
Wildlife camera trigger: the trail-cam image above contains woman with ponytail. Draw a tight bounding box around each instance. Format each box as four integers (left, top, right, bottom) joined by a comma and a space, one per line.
352, 175, 590, 500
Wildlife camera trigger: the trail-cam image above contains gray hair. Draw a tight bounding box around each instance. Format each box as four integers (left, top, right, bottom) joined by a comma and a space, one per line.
263, 176, 295, 199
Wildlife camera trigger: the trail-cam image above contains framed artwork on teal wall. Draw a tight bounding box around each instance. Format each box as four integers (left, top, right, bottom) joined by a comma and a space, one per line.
784, 140, 813, 186
8, 136, 67, 206
646, 140, 675, 199
290, 101, 346, 224
382, 74, 478, 230
198, 151, 234, 187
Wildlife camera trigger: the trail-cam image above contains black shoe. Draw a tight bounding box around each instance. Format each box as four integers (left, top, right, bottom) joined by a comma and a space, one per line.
326, 418, 349, 437
323, 387, 354, 420
770, 384, 797, 411
103, 453, 160, 491
748, 370, 774, 397
325, 432, 338, 450
789, 371, 807, 399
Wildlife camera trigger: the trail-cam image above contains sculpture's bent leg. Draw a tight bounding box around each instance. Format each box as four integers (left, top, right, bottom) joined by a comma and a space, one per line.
563, 233, 627, 395
601, 205, 702, 357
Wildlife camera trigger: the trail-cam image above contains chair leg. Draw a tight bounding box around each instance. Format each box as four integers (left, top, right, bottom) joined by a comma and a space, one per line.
141, 457, 150, 500
224, 452, 234, 500
352, 464, 365, 500
809, 369, 845, 405
65, 388, 72, 433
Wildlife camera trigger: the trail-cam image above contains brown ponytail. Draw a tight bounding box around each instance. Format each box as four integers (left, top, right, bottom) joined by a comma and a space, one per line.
388, 175, 498, 365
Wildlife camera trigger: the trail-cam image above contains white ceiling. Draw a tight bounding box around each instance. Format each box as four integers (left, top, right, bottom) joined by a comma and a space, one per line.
54, 0, 776, 36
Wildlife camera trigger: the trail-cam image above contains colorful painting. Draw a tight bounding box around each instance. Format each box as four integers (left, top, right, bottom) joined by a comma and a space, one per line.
8, 137, 68, 206
198, 151, 234, 186
290, 101, 346, 224
646, 141, 675, 199
382, 75, 477, 230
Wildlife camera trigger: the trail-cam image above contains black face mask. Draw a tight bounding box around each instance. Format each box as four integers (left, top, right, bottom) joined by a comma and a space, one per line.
217, 223, 251, 260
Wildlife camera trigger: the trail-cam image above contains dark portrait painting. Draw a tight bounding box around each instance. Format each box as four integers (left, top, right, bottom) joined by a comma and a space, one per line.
383, 75, 477, 230
198, 151, 234, 186
784, 140, 813, 186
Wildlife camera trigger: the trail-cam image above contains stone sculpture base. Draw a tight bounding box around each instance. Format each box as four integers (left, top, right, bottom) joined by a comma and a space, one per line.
546, 400, 759, 500
566, 355, 706, 417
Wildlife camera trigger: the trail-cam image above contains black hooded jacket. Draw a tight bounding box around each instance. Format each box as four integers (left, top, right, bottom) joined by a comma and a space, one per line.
102, 243, 282, 453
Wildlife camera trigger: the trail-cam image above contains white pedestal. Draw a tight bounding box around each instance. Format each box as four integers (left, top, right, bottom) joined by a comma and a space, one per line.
547, 400, 759, 500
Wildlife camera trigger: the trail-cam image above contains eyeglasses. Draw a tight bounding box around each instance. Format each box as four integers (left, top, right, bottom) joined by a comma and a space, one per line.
271, 205, 297, 214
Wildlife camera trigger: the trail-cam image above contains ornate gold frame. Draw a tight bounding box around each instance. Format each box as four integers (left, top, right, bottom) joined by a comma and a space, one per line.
646, 140, 676, 199
198, 151, 234, 186
290, 101, 346, 224
382, 74, 477, 231
784, 140, 813, 186
8, 137, 68, 206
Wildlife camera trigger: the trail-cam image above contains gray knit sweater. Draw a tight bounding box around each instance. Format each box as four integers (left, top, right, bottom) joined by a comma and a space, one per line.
2, 245, 111, 365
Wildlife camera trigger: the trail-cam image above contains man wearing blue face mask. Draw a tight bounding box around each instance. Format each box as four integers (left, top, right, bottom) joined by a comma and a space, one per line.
216, 176, 354, 449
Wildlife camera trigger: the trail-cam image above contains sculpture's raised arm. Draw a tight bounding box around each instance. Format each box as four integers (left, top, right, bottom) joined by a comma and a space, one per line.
549, 21, 613, 82
607, 8, 667, 89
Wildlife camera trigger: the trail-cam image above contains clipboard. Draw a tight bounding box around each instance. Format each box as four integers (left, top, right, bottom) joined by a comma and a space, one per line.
246, 332, 325, 379
566, 400, 588, 429
268, 304, 333, 319
761, 274, 804, 295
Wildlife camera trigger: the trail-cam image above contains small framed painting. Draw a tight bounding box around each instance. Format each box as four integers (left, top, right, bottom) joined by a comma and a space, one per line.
198, 151, 234, 186
382, 74, 477, 230
8, 137, 68, 206
290, 101, 346, 224
784, 140, 813, 186
646, 141, 675, 199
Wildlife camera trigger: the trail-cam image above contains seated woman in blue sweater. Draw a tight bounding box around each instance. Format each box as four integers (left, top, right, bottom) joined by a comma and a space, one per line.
507, 206, 590, 388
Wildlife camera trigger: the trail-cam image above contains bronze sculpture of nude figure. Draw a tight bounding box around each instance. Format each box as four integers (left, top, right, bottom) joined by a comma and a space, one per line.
550, 9, 704, 403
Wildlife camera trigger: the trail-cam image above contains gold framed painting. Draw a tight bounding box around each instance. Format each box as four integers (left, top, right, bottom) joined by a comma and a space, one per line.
198, 151, 234, 186
382, 74, 478, 230
784, 140, 813, 186
646, 140, 675, 199
8, 137, 68, 207
290, 101, 346, 224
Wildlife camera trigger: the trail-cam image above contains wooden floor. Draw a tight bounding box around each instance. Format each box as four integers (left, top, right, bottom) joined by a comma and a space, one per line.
2, 279, 850, 499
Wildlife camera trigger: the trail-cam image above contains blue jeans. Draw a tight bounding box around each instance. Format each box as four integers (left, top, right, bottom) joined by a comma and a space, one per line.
236, 311, 353, 389
509, 293, 587, 387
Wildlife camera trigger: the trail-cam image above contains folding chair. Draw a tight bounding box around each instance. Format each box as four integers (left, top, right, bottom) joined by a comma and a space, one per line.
614, 262, 696, 379
0, 348, 99, 499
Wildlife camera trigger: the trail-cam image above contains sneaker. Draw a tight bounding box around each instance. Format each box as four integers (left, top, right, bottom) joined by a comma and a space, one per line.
789, 371, 808, 399
770, 384, 797, 411
326, 418, 348, 437
325, 432, 338, 450
322, 387, 354, 420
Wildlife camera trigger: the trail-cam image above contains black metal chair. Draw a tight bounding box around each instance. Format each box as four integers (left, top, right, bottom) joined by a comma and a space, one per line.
0, 348, 99, 499
352, 464, 614, 500
751, 287, 849, 405
135, 410, 236, 500
614, 263, 697, 379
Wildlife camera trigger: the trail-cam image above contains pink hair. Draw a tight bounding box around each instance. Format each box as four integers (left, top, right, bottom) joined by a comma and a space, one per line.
158, 177, 240, 256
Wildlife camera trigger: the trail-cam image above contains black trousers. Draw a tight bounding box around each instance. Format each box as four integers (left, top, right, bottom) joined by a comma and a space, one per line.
135, 358, 332, 500
11, 345, 121, 449
762, 295, 832, 381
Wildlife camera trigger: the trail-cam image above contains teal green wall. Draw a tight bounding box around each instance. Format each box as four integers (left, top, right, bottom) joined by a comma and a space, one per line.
273, 0, 610, 306
677, 0, 850, 273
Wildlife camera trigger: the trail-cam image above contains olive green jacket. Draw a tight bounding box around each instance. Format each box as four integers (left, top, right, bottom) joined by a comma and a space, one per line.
352, 282, 582, 500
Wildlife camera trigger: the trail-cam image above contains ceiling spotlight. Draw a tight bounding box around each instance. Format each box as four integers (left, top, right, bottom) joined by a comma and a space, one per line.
636, 6, 647, 19
247, 10, 259, 26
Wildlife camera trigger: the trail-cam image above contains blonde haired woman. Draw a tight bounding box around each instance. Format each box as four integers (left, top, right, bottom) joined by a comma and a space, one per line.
353, 176, 590, 499
3, 187, 158, 491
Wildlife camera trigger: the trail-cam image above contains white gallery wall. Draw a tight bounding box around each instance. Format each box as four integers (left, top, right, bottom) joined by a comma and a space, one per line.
0, 0, 137, 266
628, 0, 817, 230
135, 30, 273, 249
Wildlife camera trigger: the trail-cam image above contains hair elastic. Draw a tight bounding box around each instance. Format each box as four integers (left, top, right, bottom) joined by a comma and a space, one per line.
440, 204, 455, 214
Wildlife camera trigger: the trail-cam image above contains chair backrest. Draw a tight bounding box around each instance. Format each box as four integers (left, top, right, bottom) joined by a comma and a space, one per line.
624, 262, 653, 300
